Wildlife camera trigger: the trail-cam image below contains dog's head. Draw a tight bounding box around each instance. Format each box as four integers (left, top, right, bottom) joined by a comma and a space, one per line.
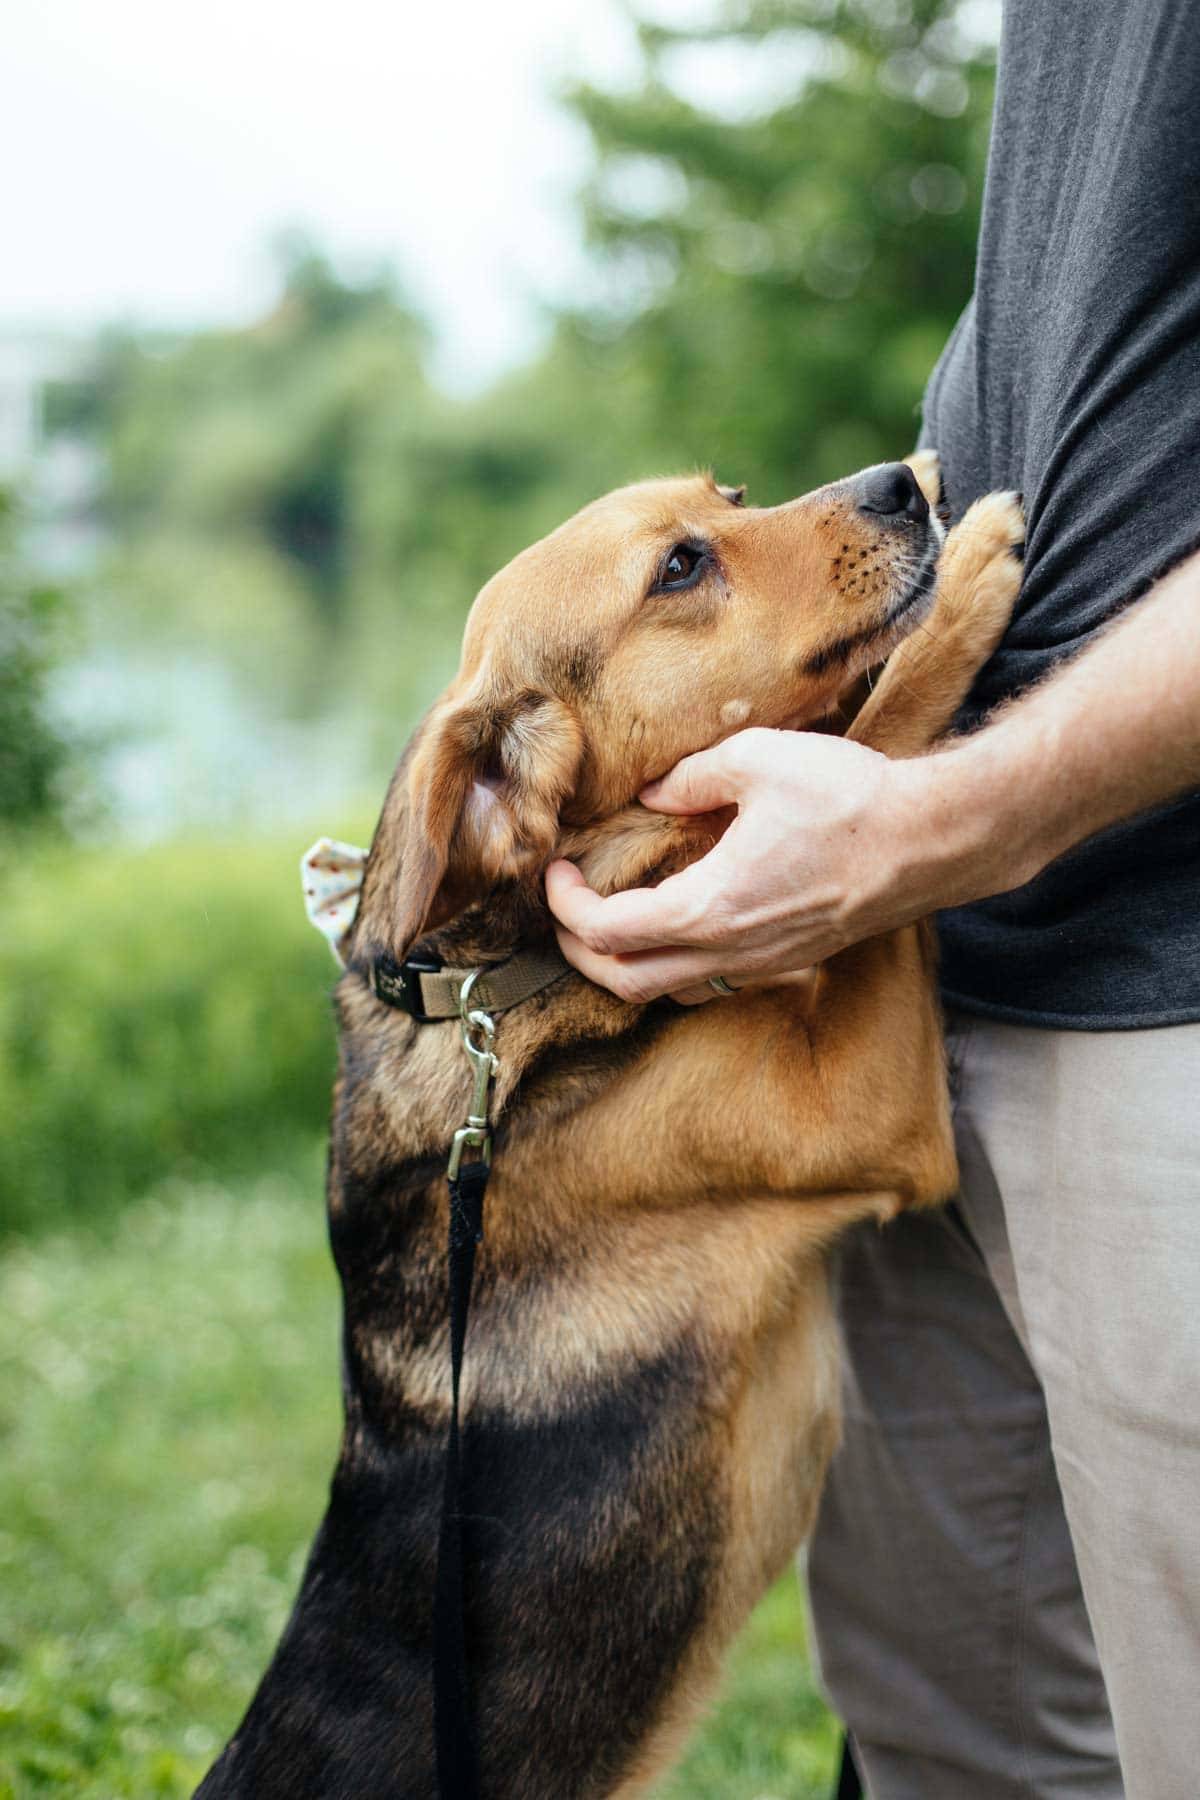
358, 461, 941, 959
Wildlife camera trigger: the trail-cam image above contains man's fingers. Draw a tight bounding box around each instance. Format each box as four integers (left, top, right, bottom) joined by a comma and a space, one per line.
672, 967, 817, 1007
554, 917, 818, 1006
544, 860, 676, 953
670, 981, 721, 1007
639, 734, 758, 816
545, 857, 719, 955
543, 858, 591, 916
550, 919, 725, 1004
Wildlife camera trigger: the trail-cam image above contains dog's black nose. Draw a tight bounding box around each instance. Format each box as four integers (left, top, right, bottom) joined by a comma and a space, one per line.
855, 462, 929, 523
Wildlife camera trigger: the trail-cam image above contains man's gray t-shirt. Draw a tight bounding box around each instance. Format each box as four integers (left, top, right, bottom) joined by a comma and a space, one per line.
922, 0, 1200, 1028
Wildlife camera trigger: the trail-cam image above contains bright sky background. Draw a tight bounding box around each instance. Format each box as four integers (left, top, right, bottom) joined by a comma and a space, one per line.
1, 0, 649, 391
8, 0, 1002, 835
1, 0, 851, 390
4, 1, 987, 391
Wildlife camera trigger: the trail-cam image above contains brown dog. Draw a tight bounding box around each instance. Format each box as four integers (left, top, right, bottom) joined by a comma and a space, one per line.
198, 455, 1022, 1799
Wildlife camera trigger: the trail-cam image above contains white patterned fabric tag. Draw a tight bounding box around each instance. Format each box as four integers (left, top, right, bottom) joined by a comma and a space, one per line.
300, 837, 368, 965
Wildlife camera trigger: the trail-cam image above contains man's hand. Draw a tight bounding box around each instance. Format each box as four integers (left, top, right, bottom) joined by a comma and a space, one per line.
546, 728, 959, 1006
546, 542, 1200, 1009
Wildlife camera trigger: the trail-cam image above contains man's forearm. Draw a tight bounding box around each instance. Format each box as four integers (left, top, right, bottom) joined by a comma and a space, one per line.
547, 547, 1200, 1001
906, 546, 1200, 910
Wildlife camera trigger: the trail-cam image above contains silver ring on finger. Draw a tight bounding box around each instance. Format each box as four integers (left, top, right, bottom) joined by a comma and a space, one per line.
708, 975, 738, 997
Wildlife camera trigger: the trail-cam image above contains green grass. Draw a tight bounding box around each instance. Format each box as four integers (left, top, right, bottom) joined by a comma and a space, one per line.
656, 1580, 840, 1800
0, 1168, 839, 1798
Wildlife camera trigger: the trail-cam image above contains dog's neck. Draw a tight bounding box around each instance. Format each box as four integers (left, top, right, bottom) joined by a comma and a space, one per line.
340, 803, 737, 1168
372, 803, 722, 984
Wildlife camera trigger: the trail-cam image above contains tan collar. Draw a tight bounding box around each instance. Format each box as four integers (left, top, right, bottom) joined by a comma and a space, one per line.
301, 836, 569, 1021
367, 946, 570, 1022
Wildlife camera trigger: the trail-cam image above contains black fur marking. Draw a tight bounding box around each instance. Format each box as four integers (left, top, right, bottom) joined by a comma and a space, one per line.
195, 1338, 726, 1799
553, 643, 601, 697
802, 562, 936, 677
198, 963, 712, 1796
506, 1001, 678, 1123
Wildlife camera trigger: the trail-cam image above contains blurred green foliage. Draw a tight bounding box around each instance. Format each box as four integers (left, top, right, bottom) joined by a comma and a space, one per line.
49, 0, 995, 752
0, 839, 338, 1238
0, 489, 72, 833
0, 1173, 339, 1796
561, 0, 996, 495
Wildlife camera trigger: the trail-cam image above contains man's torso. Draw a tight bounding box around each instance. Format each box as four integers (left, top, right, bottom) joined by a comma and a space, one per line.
923, 0, 1200, 1027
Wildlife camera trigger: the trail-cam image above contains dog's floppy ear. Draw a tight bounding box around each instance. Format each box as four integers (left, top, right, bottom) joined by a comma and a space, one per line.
360, 687, 584, 961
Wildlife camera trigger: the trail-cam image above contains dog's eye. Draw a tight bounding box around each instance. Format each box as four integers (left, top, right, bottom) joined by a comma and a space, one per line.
654, 543, 708, 593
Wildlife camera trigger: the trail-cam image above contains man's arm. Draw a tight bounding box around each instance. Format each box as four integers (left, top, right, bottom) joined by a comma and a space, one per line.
546, 547, 1200, 1006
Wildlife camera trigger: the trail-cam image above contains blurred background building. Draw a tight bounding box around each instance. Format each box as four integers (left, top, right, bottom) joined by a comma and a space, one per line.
0, 5, 998, 1794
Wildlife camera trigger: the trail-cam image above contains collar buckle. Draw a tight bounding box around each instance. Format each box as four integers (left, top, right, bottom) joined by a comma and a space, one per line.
369, 952, 442, 1020
447, 971, 498, 1180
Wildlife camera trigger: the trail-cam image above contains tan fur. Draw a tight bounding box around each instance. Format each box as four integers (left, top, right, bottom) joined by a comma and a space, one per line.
328, 462, 1025, 1794
848, 491, 1023, 757
352, 465, 991, 965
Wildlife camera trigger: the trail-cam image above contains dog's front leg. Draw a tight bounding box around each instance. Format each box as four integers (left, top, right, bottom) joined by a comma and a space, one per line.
848, 476, 1024, 760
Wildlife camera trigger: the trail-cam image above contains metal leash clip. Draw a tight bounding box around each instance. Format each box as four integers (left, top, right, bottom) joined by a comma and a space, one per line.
447, 968, 498, 1180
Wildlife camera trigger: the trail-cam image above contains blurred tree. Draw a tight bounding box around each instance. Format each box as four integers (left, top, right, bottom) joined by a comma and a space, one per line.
557, 0, 998, 498
43, 5, 998, 793
101, 236, 431, 613
41, 240, 464, 742
0, 488, 71, 832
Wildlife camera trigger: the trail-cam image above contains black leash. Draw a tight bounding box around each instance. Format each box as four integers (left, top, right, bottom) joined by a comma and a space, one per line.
363, 951, 570, 1798
433, 1156, 490, 1799
835, 1733, 863, 1797
363, 952, 572, 1797
432, 975, 498, 1800
382, 948, 854, 1800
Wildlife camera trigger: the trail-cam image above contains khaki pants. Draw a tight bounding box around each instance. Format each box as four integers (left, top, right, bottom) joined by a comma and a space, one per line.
808, 1011, 1200, 1800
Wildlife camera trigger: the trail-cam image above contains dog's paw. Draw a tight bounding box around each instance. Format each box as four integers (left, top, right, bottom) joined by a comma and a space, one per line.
939, 489, 1023, 597
934, 489, 1024, 649
906, 448, 943, 512
952, 489, 1025, 570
